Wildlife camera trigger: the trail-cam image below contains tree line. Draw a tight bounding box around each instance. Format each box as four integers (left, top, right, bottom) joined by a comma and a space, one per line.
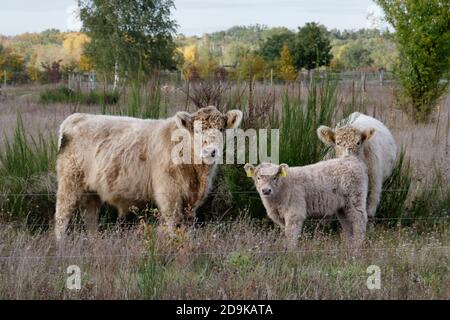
0, 0, 449, 122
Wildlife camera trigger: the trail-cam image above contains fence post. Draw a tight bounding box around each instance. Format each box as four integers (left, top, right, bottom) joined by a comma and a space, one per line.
379, 69, 384, 87
270, 68, 273, 86
361, 71, 366, 94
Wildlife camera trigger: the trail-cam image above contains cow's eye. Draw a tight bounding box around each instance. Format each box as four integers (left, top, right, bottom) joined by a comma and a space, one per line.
273, 177, 277, 181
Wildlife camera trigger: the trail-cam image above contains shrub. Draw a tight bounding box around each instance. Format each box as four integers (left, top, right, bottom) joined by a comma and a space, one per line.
377, 0, 450, 122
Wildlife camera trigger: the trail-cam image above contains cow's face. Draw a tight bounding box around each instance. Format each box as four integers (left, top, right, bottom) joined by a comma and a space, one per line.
317, 125, 375, 157
244, 163, 288, 197
175, 106, 243, 164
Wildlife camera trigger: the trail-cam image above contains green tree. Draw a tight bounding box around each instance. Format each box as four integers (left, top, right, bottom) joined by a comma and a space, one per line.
278, 43, 297, 82
376, 0, 450, 122
340, 41, 374, 69
293, 22, 332, 70
78, 0, 177, 83
260, 31, 295, 62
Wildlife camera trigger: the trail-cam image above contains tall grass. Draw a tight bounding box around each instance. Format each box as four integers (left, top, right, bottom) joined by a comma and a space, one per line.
407, 171, 450, 228
124, 76, 167, 119
0, 114, 57, 222
271, 76, 337, 166
376, 150, 412, 226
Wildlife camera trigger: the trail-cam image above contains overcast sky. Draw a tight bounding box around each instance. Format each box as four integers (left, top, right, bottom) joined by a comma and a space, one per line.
0, 0, 384, 36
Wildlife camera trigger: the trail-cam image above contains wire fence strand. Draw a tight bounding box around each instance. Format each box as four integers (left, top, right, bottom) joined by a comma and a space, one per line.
0, 245, 448, 261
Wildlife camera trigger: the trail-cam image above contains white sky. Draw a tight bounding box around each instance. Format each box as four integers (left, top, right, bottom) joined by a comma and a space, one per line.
0, 0, 385, 36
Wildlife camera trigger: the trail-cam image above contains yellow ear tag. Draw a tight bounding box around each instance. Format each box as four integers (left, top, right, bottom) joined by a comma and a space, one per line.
280, 168, 288, 177
246, 170, 254, 178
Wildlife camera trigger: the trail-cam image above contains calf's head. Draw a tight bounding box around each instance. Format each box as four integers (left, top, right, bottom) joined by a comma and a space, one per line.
244, 163, 289, 197
317, 125, 376, 157
175, 106, 243, 164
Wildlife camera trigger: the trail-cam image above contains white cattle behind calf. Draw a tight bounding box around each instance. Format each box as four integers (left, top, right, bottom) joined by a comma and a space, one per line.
317, 112, 397, 217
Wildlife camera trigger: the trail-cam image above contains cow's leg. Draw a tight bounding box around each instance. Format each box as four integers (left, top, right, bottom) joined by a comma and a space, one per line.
336, 208, 353, 240
54, 171, 83, 242
84, 195, 101, 236
154, 192, 184, 235
367, 168, 382, 217
117, 203, 132, 220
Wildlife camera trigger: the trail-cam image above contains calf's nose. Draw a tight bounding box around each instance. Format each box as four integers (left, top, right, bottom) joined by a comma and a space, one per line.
262, 188, 272, 195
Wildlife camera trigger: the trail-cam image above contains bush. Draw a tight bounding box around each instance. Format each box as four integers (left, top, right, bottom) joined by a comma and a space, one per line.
40, 86, 120, 105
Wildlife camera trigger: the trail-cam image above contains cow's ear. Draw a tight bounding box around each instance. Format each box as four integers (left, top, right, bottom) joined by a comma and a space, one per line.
362, 128, 376, 142
175, 111, 193, 131
244, 163, 255, 178
226, 110, 243, 129
278, 164, 289, 177
317, 125, 335, 146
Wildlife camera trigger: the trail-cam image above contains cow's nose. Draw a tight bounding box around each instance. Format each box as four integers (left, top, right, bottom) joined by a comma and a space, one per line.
203, 147, 218, 158
262, 188, 272, 195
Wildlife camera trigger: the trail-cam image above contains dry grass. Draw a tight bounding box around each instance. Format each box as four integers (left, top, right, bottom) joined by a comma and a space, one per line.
0, 219, 448, 299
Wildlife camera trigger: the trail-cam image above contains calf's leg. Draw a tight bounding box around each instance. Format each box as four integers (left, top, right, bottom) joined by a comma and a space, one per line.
284, 207, 305, 250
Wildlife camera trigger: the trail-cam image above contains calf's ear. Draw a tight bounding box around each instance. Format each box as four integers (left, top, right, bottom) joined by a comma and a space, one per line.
175, 111, 193, 131
317, 125, 335, 146
279, 164, 289, 177
226, 110, 243, 129
362, 128, 376, 142
244, 163, 255, 178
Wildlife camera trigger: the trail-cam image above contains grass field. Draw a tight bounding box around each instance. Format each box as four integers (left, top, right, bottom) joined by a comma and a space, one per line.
0, 220, 448, 299
0, 80, 449, 299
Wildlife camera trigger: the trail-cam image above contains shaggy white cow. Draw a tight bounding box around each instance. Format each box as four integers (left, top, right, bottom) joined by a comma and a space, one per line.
54, 106, 243, 240
245, 157, 369, 248
317, 112, 397, 217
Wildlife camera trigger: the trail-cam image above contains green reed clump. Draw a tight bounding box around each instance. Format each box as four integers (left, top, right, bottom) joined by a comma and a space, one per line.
124, 75, 167, 119
376, 150, 412, 226
40, 86, 119, 105
0, 114, 57, 222
271, 76, 337, 166
407, 171, 450, 228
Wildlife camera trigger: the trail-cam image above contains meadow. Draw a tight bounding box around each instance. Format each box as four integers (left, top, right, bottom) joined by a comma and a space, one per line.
0, 76, 448, 299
